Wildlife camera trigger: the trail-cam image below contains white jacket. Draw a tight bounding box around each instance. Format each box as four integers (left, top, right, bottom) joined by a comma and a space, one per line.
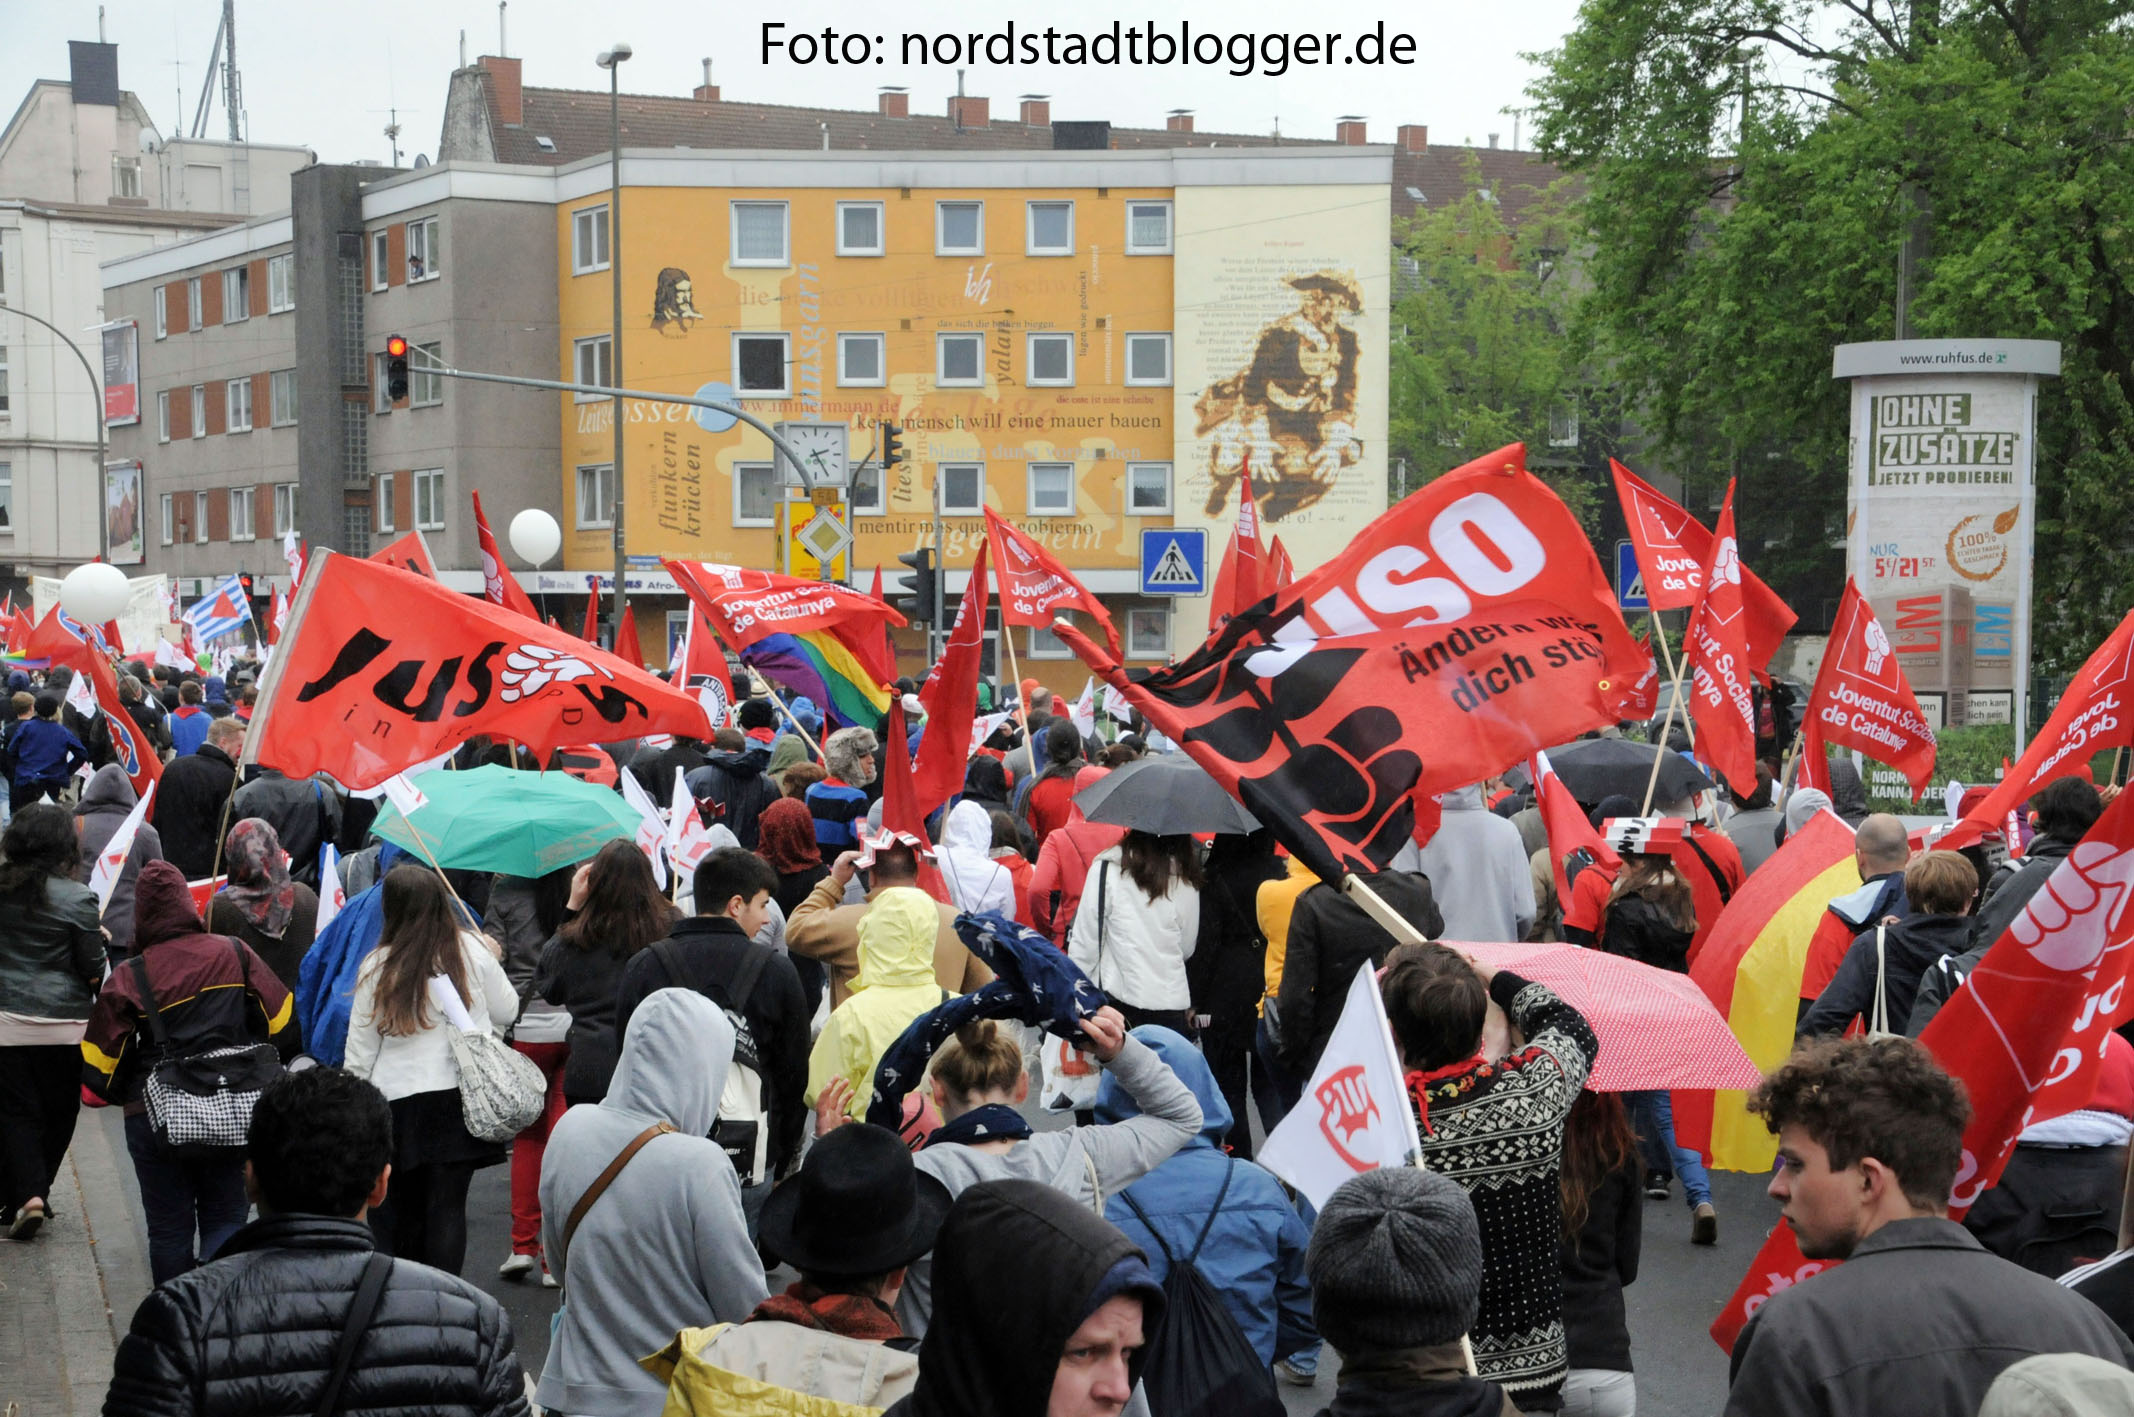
1067, 846, 1200, 1011
937, 799, 1017, 919
344, 930, 518, 1101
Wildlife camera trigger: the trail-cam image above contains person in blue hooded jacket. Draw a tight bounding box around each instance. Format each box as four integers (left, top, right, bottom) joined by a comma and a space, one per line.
295, 840, 413, 1065
1096, 1024, 1318, 1373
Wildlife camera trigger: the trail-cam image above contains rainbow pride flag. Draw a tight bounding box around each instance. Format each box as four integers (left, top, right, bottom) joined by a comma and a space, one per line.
742, 630, 890, 730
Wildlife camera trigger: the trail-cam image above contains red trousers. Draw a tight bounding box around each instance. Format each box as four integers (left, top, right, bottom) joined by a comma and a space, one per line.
509, 1040, 569, 1255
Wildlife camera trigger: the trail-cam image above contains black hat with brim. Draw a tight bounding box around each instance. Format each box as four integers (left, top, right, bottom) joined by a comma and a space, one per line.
759, 1122, 954, 1277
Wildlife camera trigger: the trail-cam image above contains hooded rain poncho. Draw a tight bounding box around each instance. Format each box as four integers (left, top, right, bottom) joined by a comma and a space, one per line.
809, 887, 948, 1118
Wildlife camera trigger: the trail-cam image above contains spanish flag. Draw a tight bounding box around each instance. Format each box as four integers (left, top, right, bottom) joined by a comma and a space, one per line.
1676, 810, 1860, 1171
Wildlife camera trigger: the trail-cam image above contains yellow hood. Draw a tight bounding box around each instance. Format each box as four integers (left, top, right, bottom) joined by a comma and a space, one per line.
853, 887, 942, 993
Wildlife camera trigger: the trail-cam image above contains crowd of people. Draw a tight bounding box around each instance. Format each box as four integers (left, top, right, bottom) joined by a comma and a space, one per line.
6, 651, 2134, 1417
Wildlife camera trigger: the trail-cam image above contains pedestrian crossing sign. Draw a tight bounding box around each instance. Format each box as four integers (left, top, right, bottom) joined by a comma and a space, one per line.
1616, 539, 1649, 612
1140, 528, 1207, 596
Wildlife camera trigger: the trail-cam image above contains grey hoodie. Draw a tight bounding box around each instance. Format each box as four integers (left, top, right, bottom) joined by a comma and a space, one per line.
1414, 784, 1536, 942
537, 988, 768, 1417
72, 763, 163, 957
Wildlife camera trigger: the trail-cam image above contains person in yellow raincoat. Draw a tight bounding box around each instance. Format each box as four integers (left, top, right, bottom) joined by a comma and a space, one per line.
807, 887, 951, 1120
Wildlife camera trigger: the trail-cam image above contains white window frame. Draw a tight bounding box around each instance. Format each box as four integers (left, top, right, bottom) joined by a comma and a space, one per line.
0, 461, 10, 531
1025, 624, 1072, 660
112, 154, 140, 198
936, 332, 983, 388
270, 370, 297, 427
732, 461, 777, 528
575, 463, 613, 530
836, 201, 885, 257
411, 341, 443, 407
937, 462, 985, 516
226, 376, 252, 433
732, 332, 791, 398
837, 332, 886, 387
1125, 200, 1174, 255
229, 487, 256, 542
1025, 200, 1075, 257
413, 468, 445, 530
273, 483, 297, 537
935, 201, 984, 256
267, 253, 294, 313
406, 216, 441, 282
1026, 333, 1075, 388
848, 460, 886, 516
1027, 462, 1076, 517
373, 353, 394, 413
1124, 333, 1174, 387
375, 473, 396, 532
186, 277, 202, 327
155, 286, 167, 339
0, 345, 7, 417
222, 266, 249, 323
193, 490, 210, 543
160, 492, 174, 545
1126, 462, 1173, 516
1126, 607, 1171, 659
156, 389, 170, 442
571, 204, 610, 274
371, 230, 389, 292
1549, 406, 1581, 447
572, 336, 612, 403
730, 201, 791, 268
190, 385, 206, 438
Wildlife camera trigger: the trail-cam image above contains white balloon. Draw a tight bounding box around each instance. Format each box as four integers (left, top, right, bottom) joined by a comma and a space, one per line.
508, 508, 562, 567
59, 562, 131, 625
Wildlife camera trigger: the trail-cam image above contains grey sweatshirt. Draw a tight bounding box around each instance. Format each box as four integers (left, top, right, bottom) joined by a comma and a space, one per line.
903, 1034, 1201, 1335
536, 988, 768, 1417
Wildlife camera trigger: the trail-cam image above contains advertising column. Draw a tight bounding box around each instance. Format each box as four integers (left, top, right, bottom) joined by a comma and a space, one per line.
1834, 338, 2059, 747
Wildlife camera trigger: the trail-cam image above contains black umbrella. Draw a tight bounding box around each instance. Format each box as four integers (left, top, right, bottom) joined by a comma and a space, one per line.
1072, 754, 1262, 836
1546, 737, 1713, 808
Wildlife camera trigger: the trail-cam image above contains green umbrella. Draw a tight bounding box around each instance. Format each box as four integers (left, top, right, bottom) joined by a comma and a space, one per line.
372, 764, 639, 877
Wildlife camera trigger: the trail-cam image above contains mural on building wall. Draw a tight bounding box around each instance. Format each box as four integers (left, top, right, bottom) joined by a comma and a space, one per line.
105, 461, 144, 566
651, 267, 703, 332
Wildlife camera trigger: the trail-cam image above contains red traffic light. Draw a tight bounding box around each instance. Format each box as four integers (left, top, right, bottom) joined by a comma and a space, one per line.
385, 335, 409, 358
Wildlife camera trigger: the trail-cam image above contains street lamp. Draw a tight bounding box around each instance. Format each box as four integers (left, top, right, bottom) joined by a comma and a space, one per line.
596, 42, 632, 638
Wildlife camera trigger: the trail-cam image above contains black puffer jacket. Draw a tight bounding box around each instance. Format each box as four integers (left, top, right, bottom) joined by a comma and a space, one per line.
154, 743, 240, 880
103, 1214, 529, 1417
1598, 893, 1696, 975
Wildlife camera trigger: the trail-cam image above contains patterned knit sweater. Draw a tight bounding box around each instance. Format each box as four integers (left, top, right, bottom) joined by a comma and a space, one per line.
1407, 971, 1597, 1409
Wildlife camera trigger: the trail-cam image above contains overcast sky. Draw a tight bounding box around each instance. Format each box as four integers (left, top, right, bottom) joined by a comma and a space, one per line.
6, 0, 1588, 167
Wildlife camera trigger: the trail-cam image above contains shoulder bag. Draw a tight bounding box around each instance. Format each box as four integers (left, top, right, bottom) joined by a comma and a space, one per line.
129, 939, 283, 1156
445, 954, 548, 1143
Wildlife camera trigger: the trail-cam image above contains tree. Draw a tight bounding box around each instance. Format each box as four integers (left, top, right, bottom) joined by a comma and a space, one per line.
1528, 0, 2134, 665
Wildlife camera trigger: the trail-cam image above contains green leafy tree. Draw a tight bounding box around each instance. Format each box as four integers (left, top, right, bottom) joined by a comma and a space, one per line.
1527, 0, 2134, 665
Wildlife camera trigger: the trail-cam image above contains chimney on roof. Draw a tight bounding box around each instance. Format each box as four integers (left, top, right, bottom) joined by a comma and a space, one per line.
694, 58, 719, 102
878, 86, 908, 117
1336, 115, 1368, 145
1488, 132, 1500, 148
1019, 94, 1050, 126
1397, 124, 1428, 153
948, 94, 989, 128
479, 55, 523, 127
1166, 109, 1194, 133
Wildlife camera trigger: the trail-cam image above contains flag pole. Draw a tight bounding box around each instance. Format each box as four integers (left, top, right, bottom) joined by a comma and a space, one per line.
1340, 872, 1435, 949
1641, 614, 1686, 816
759, 679, 825, 762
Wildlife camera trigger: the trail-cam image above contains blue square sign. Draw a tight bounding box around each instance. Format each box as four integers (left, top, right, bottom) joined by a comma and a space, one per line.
1616, 539, 1649, 612
1140, 527, 1207, 596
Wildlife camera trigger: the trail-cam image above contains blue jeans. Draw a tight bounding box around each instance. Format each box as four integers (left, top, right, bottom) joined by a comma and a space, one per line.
1626, 1090, 1711, 1208
124, 1111, 249, 1285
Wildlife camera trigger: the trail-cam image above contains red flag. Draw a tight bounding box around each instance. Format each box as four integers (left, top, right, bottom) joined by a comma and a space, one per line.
368, 530, 438, 578
1610, 460, 1796, 667
472, 491, 540, 621
986, 508, 1122, 661
20, 608, 161, 802
1608, 631, 1661, 722
665, 560, 902, 690
869, 564, 886, 603
1269, 536, 1295, 591
1794, 712, 1832, 795
614, 606, 645, 670
1532, 749, 1619, 916
1682, 484, 1759, 798
867, 563, 896, 672
1208, 465, 1272, 630
245, 551, 712, 790
102, 619, 126, 654
1942, 607, 2134, 850
877, 698, 951, 903
1713, 792, 2134, 1353
675, 608, 739, 725
1803, 579, 1936, 798
582, 591, 601, 646
911, 536, 990, 815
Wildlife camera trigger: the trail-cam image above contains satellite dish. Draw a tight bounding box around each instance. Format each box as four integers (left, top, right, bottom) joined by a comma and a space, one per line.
413, 154, 431, 168
138, 130, 158, 153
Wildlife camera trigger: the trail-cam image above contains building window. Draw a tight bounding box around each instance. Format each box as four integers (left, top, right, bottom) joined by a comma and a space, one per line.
1027, 463, 1075, 516
733, 462, 777, 527
1026, 201, 1074, 256
155, 287, 167, 339
373, 353, 394, 413
411, 341, 443, 406
226, 377, 252, 433
371, 231, 388, 291
187, 277, 202, 327
156, 389, 170, 442
1125, 333, 1173, 386
414, 469, 444, 530
1026, 333, 1074, 387
936, 332, 983, 387
1549, 406, 1581, 447
1126, 462, 1172, 515
190, 385, 205, 437
572, 336, 612, 402
267, 253, 294, 312
406, 217, 440, 281
936, 201, 984, 255
1126, 201, 1173, 255
1026, 624, 1071, 659
731, 202, 790, 267
938, 463, 984, 515
0, 345, 8, 414
194, 490, 210, 542
849, 460, 885, 516
0, 462, 10, 530
223, 267, 249, 323
160, 492, 174, 545
575, 463, 613, 529
1127, 607, 1170, 659
230, 487, 256, 541
274, 483, 297, 537
112, 155, 141, 198
270, 370, 297, 426
837, 201, 884, 256
733, 332, 791, 397
837, 332, 885, 387
375, 473, 395, 532
571, 205, 609, 273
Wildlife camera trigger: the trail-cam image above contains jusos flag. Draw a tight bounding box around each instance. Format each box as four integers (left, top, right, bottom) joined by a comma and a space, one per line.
1712, 790, 2134, 1354
245, 551, 714, 791
1610, 459, 1796, 668
985, 508, 1122, 661
1805, 579, 1937, 798
1682, 484, 1760, 798
369, 529, 438, 579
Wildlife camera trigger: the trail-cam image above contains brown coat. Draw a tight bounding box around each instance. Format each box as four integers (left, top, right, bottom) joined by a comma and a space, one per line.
784, 875, 992, 1009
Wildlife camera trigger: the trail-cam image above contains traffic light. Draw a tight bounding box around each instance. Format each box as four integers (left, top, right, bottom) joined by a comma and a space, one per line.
895, 546, 937, 626
384, 335, 410, 402
881, 423, 904, 471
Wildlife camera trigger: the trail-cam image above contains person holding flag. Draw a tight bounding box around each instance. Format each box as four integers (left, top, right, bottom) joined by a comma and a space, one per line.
72, 764, 164, 961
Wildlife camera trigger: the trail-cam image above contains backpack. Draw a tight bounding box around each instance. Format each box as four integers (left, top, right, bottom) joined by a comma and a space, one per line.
656, 938, 774, 1187
1118, 1161, 1285, 1417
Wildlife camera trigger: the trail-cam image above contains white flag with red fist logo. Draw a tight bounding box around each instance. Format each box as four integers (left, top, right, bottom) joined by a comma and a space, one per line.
1258, 962, 1422, 1210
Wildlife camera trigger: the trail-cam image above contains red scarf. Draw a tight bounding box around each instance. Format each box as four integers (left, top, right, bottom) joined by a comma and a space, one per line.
746, 1282, 904, 1343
